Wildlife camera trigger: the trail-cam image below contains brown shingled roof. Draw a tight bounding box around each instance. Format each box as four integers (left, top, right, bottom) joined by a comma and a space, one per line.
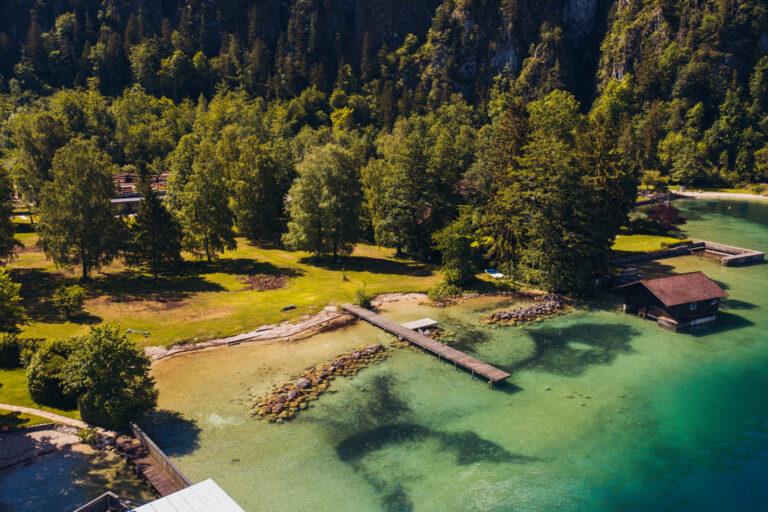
619, 271, 728, 307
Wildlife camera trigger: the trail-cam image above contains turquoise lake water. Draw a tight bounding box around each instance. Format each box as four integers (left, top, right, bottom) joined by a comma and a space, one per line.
145, 199, 767, 511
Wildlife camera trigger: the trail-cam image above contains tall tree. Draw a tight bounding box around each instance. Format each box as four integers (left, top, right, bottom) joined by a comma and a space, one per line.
176, 142, 236, 262
37, 138, 122, 280
0, 168, 21, 263
231, 138, 288, 241
125, 176, 182, 279
62, 324, 157, 429
0, 268, 27, 333
5, 112, 69, 218
283, 144, 361, 258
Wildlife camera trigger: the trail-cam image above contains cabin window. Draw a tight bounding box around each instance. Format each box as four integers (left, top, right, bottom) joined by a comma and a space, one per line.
690, 302, 698, 311
710, 298, 718, 306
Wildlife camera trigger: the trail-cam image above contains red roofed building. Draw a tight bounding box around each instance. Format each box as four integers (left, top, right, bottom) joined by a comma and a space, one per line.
615, 271, 728, 331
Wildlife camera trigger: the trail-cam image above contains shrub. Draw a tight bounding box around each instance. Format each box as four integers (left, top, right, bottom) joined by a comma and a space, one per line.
52, 285, 86, 319
648, 203, 686, 232
77, 427, 100, 444
25, 338, 77, 408
352, 285, 372, 309
0, 333, 21, 368
18, 338, 42, 368
442, 266, 471, 286
428, 282, 462, 302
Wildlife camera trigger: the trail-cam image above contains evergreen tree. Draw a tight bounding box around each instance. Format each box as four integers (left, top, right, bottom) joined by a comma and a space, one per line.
0, 268, 27, 333
0, 168, 21, 263
125, 176, 182, 279
37, 138, 122, 280
283, 144, 361, 258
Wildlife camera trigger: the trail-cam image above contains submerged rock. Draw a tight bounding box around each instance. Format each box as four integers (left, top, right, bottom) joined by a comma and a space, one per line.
252, 344, 388, 423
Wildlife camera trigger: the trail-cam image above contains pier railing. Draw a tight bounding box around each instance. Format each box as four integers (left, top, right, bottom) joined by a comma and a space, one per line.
129, 422, 193, 489
72, 491, 130, 512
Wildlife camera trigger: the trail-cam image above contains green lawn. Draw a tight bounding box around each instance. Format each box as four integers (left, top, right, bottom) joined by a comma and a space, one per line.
0, 368, 81, 423
612, 234, 691, 254
8, 236, 444, 347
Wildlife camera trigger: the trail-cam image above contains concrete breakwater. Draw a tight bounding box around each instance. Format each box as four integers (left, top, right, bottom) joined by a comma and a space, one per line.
252, 344, 387, 423
485, 294, 567, 324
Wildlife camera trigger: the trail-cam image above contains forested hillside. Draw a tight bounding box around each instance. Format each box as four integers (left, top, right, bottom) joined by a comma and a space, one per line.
0, 0, 767, 294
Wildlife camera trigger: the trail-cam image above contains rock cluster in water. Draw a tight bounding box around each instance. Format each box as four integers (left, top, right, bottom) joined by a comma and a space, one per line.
252, 344, 387, 423
485, 294, 566, 324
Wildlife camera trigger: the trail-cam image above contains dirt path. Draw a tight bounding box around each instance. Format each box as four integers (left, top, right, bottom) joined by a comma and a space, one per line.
0, 403, 89, 429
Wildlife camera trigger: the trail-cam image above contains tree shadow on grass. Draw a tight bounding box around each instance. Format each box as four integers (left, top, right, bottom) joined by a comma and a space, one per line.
297, 255, 434, 277
86, 270, 226, 304
138, 409, 201, 457
0, 411, 31, 430
182, 257, 304, 278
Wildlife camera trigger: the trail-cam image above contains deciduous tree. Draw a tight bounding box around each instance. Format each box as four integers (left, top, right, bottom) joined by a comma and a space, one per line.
62, 325, 157, 429
37, 138, 123, 280
283, 144, 361, 258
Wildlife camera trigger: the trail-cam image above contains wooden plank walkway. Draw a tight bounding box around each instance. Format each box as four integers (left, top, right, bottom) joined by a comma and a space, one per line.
342, 304, 511, 384
116, 436, 185, 496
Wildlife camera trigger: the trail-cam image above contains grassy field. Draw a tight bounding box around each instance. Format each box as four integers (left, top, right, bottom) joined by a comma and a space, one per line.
612, 234, 691, 254
7, 231, 444, 347
0, 368, 81, 425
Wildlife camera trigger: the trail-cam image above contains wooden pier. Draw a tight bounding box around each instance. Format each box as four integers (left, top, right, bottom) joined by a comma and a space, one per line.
342, 304, 511, 385
117, 435, 185, 496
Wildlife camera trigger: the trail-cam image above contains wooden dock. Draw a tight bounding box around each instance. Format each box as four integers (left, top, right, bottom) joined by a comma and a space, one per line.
117, 435, 186, 497
342, 304, 511, 384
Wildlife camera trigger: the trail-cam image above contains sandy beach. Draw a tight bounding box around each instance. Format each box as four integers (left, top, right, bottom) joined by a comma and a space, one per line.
675, 190, 768, 201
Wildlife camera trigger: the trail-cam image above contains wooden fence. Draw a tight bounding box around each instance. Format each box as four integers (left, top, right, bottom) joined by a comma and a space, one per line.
129, 422, 193, 489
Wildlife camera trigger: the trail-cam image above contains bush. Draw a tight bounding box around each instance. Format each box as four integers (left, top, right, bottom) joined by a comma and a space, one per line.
352, 285, 372, 308
18, 338, 42, 368
52, 285, 86, 319
0, 333, 21, 368
442, 266, 472, 286
25, 338, 77, 408
77, 427, 100, 444
428, 282, 462, 302
62, 325, 157, 429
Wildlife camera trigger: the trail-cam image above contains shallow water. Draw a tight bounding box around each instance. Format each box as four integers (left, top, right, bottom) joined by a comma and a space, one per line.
0, 445, 156, 511
146, 198, 768, 512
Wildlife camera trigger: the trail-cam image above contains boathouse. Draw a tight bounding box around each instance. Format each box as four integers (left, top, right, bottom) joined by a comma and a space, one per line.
615, 271, 728, 331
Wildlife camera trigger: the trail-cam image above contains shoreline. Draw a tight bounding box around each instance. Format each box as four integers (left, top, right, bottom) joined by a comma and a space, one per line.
674, 191, 768, 201
146, 291, 528, 364
147, 293, 430, 363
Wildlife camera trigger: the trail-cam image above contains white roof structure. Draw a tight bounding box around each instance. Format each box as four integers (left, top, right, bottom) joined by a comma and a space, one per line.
132, 479, 245, 512
401, 318, 439, 330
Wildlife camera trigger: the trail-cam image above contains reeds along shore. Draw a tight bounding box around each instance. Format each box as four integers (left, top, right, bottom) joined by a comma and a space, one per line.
252, 344, 388, 423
